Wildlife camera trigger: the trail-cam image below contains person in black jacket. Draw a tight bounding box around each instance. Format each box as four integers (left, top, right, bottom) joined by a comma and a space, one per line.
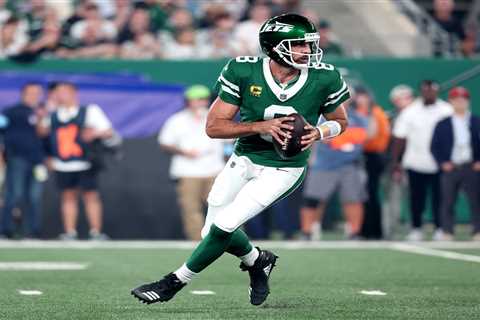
431, 86, 480, 240
0, 83, 47, 239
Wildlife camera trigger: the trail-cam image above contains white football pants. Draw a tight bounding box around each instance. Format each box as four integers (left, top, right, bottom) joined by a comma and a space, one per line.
201, 153, 305, 237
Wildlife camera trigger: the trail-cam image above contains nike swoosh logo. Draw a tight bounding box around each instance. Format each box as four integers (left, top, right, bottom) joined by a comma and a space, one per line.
276, 168, 289, 172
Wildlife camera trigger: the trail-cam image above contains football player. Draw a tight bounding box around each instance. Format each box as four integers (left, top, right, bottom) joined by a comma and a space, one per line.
132, 13, 349, 306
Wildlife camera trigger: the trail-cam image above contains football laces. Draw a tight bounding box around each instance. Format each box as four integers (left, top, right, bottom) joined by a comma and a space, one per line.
282, 135, 289, 150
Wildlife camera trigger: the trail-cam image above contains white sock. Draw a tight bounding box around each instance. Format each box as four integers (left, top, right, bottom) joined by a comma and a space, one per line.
174, 264, 197, 284
311, 222, 322, 241
240, 247, 259, 267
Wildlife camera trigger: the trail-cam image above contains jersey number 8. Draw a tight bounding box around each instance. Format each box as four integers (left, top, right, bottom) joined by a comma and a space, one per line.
260, 105, 298, 142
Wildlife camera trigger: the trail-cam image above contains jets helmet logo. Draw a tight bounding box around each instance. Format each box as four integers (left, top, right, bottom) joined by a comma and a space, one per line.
260, 22, 294, 33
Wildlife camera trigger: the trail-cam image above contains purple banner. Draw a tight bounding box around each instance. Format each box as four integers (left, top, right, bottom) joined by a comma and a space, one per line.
0, 72, 186, 138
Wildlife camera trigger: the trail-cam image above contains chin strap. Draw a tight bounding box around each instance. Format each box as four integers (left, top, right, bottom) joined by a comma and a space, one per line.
317, 120, 342, 140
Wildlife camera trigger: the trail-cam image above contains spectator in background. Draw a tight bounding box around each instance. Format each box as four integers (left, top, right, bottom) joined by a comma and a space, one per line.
461, 24, 480, 58
159, 8, 195, 57
110, 0, 133, 32
38, 82, 113, 240
383, 84, 414, 239
389, 84, 414, 121
198, 1, 247, 27
300, 101, 368, 240
0, 16, 28, 58
166, 8, 195, 34
318, 19, 344, 57
118, 6, 161, 59
143, 0, 173, 33
232, 4, 271, 56
354, 87, 390, 239
163, 28, 196, 59
391, 80, 452, 241
61, 0, 97, 43
197, 10, 237, 58
431, 87, 480, 241
69, 3, 116, 46
158, 85, 224, 240
432, 0, 465, 57
0, 0, 12, 25
25, 0, 52, 41
0, 83, 47, 239
21, 10, 60, 59
56, 3, 117, 59
44, 81, 60, 113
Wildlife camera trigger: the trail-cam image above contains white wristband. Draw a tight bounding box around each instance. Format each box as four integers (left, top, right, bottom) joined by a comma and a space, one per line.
317, 120, 342, 140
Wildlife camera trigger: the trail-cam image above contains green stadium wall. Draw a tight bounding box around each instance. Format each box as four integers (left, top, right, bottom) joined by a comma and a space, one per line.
1, 58, 479, 112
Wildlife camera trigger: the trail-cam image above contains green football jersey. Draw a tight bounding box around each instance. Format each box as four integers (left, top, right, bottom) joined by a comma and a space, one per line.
214, 56, 350, 168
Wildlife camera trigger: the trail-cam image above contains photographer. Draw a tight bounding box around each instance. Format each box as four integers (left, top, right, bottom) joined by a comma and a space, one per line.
38, 82, 116, 240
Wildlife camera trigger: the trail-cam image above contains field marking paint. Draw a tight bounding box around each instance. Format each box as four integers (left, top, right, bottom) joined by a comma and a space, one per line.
392, 243, 480, 264
0, 240, 480, 250
0, 262, 88, 271
359, 290, 387, 296
190, 290, 216, 295
18, 290, 43, 295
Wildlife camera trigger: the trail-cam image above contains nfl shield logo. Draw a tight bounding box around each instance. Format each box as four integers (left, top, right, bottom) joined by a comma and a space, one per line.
280, 93, 287, 100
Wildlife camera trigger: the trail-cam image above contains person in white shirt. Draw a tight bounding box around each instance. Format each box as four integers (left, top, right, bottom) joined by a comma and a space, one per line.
0, 16, 28, 58
232, 4, 271, 56
391, 80, 453, 241
38, 82, 114, 240
431, 87, 480, 241
158, 85, 224, 240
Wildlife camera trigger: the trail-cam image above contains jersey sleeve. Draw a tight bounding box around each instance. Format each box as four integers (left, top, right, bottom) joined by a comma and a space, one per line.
392, 108, 410, 138
85, 104, 112, 131
323, 68, 350, 113
158, 115, 179, 146
214, 59, 242, 106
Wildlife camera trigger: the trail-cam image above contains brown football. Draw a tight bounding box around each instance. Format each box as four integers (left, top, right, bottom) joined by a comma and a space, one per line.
273, 113, 308, 159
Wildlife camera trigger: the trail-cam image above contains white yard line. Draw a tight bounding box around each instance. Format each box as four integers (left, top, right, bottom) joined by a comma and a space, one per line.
18, 290, 43, 295
0, 240, 479, 250
0, 262, 89, 270
391, 243, 480, 263
190, 290, 216, 295
359, 290, 387, 296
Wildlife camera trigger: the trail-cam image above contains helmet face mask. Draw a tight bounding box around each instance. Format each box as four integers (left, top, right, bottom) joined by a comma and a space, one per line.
259, 14, 323, 70
273, 33, 323, 69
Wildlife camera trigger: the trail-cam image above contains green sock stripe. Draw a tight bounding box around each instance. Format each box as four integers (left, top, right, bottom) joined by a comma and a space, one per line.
226, 229, 253, 257
186, 225, 233, 273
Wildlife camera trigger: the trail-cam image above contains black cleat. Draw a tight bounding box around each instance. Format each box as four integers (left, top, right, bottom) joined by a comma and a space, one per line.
240, 247, 278, 306
131, 273, 186, 304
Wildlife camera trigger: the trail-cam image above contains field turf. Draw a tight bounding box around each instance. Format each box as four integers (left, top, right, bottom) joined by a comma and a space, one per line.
1, 242, 479, 320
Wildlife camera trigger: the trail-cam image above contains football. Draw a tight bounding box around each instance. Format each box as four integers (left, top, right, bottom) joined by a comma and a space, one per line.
273, 113, 308, 159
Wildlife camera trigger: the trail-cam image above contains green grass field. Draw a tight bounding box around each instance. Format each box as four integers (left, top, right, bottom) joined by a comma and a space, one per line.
1, 242, 480, 320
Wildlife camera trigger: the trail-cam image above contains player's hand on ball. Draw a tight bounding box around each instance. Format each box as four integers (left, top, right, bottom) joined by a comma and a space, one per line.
256, 116, 294, 145
300, 123, 320, 151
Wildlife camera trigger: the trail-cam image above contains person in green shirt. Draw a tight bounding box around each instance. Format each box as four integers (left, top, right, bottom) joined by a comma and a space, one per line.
132, 13, 350, 307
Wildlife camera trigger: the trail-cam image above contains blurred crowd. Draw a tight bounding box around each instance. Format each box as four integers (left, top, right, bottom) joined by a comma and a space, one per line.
0, 0, 478, 61
0, 0, 344, 61
429, 0, 480, 57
